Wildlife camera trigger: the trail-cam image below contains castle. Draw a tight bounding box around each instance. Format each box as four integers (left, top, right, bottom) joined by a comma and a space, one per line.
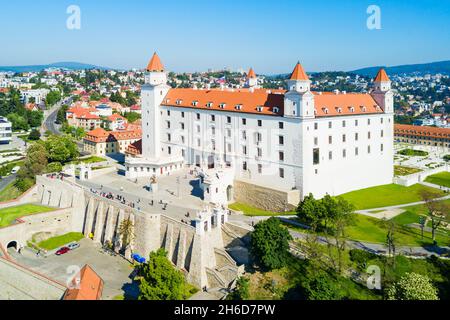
125, 53, 394, 209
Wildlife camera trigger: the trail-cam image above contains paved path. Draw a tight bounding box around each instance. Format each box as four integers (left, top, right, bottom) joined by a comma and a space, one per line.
0, 173, 17, 191
419, 181, 450, 192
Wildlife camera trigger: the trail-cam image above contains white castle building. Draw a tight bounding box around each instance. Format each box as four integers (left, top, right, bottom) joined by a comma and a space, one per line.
125, 53, 394, 207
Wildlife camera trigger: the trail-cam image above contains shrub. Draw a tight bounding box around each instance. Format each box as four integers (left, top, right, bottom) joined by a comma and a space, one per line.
387, 272, 439, 300
444, 155, 450, 162
302, 271, 344, 300
349, 249, 379, 271
46, 162, 63, 173
14, 177, 35, 192
228, 277, 250, 300
28, 129, 41, 141
397, 149, 428, 157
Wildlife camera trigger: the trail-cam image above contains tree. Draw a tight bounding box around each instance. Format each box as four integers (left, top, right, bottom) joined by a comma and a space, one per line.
28, 129, 41, 141
296, 193, 326, 231
123, 111, 141, 123
387, 272, 438, 300
385, 220, 397, 268
46, 162, 63, 173
228, 277, 250, 300
45, 90, 61, 107
7, 113, 29, 131
15, 142, 48, 192
250, 217, 292, 270
27, 110, 44, 128
118, 217, 134, 253
56, 105, 69, 124
419, 190, 449, 244
138, 249, 190, 300
44, 134, 79, 163
302, 271, 343, 300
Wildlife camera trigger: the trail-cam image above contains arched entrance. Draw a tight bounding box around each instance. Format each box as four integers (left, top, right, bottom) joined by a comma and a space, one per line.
7, 241, 18, 251
226, 185, 233, 202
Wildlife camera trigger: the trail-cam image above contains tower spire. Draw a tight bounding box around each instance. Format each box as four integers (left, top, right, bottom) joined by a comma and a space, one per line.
146, 52, 164, 72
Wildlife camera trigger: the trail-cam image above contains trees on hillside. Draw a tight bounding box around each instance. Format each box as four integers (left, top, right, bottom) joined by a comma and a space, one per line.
138, 249, 190, 300
250, 217, 292, 270
419, 190, 449, 244
44, 134, 79, 163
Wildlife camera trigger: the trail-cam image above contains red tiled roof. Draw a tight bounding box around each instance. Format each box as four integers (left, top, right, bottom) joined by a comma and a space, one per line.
126, 139, 142, 155
84, 128, 142, 143
107, 114, 126, 122
290, 62, 309, 81
247, 68, 256, 79
374, 68, 390, 82
161, 88, 383, 117
63, 265, 103, 300
394, 124, 450, 139
147, 52, 164, 72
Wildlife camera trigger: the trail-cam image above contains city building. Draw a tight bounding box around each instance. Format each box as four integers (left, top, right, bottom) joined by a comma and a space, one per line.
83, 127, 142, 156
125, 53, 394, 202
105, 113, 128, 131
394, 124, 450, 148
63, 265, 103, 300
66, 107, 102, 131
0, 117, 12, 144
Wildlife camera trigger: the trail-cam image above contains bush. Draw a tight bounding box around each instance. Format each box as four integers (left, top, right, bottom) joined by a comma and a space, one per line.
46, 162, 63, 173
398, 149, 428, 157
302, 271, 344, 300
349, 249, 379, 271
28, 129, 41, 141
387, 272, 439, 300
228, 277, 250, 300
444, 155, 450, 162
14, 177, 35, 192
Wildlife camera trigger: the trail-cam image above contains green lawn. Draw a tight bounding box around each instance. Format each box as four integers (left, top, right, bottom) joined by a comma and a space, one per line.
394, 165, 422, 176
229, 202, 296, 216
0, 180, 23, 202
340, 183, 445, 210
70, 156, 106, 165
37, 232, 84, 250
425, 172, 450, 188
0, 204, 55, 227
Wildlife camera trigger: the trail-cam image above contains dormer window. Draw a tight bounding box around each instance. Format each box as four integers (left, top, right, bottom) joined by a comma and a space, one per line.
176, 99, 182, 105
336, 107, 342, 113
166, 99, 170, 104
235, 104, 243, 110
273, 107, 279, 113
219, 103, 226, 109
323, 107, 329, 114
256, 106, 264, 112
349, 106, 355, 113
206, 102, 213, 108
361, 106, 367, 112
192, 100, 198, 106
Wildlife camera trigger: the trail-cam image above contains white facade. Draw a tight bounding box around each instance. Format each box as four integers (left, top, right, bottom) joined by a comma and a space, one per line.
0, 117, 12, 144
126, 57, 394, 200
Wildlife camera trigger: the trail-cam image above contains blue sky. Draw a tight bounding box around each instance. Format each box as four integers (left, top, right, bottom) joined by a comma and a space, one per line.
0, 0, 449, 73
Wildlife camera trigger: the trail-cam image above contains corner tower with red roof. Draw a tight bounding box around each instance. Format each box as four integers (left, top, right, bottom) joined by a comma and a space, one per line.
371, 68, 394, 114
284, 62, 315, 118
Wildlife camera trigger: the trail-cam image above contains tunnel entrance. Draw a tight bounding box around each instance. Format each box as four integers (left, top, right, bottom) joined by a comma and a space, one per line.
6, 241, 18, 251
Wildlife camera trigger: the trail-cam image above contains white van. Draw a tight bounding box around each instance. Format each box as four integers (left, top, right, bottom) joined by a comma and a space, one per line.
11, 166, 20, 174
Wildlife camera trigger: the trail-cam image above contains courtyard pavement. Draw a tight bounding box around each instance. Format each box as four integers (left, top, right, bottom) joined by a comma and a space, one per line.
8, 238, 139, 300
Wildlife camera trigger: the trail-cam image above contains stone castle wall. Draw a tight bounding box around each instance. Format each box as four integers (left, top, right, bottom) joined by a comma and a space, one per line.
234, 179, 300, 212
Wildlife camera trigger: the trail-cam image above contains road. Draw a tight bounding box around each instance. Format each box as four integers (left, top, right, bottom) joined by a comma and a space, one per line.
0, 173, 17, 192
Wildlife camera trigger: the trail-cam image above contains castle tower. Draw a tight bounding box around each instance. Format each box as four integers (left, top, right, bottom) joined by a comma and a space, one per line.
370, 68, 394, 114
284, 62, 314, 118
141, 52, 170, 159
245, 67, 258, 89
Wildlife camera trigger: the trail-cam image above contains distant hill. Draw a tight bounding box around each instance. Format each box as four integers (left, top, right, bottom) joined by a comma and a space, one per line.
351, 60, 450, 77
0, 62, 110, 73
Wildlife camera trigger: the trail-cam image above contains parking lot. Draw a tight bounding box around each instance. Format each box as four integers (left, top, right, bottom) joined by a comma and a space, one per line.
8, 238, 139, 300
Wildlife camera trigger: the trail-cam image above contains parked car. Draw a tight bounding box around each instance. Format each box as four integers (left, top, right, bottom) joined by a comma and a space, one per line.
55, 247, 70, 256
11, 166, 20, 174
67, 242, 80, 250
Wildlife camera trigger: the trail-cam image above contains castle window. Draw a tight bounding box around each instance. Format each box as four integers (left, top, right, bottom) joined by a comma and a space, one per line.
273, 107, 279, 113
258, 120, 262, 127
349, 106, 355, 113
279, 122, 284, 129
256, 106, 263, 112
279, 136, 284, 145
235, 104, 243, 110
242, 118, 247, 125
219, 103, 226, 109
279, 151, 284, 161
323, 107, 329, 114
279, 168, 285, 178
313, 148, 320, 165
243, 161, 247, 171
206, 102, 213, 108
176, 99, 182, 105
192, 100, 198, 106
196, 113, 200, 120
329, 151, 333, 160
211, 115, 215, 122
258, 164, 262, 174
343, 149, 347, 158
314, 123, 318, 130
329, 136, 332, 144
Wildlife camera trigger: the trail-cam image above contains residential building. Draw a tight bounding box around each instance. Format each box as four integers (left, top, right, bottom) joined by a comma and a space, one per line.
0, 117, 12, 144
394, 124, 450, 148
83, 127, 142, 156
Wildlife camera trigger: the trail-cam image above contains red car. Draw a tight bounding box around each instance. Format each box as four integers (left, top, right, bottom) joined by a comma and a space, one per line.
55, 247, 70, 256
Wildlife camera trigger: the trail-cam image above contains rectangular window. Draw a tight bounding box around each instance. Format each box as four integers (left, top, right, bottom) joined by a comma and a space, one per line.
342, 134, 346, 142
329, 151, 332, 160
197, 125, 201, 133
313, 148, 320, 165
342, 120, 346, 127
381, 130, 384, 137
314, 137, 318, 145
167, 110, 171, 116
279, 136, 284, 145
381, 117, 384, 124
279, 151, 284, 161
227, 129, 231, 137
227, 116, 232, 124
314, 123, 318, 130
196, 113, 200, 120
368, 145, 371, 154
258, 120, 262, 127
257, 148, 262, 157
368, 131, 371, 139
329, 136, 332, 144
328, 121, 332, 129
211, 115, 215, 122
167, 133, 171, 141
243, 146, 247, 155
279, 122, 284, 129
355, 133, 359, 141
211, 140, 216, 150
243, 161, 247, 171
381, 144, 384, 152
279, 168, 285, 178
368, 119, 371, 125
227, 143, 232, 152
181, 112, 185, 118
242, 130, 247, 140
181, 136, 185, 143
355, 119, 358, 126
343, 149, 347, 158
212, 127, 216, 135
355, 147, 359, 156
197, 139, 201, 147
180, 122, 185, 130
258, 164, 262, 174
242, 118, 247, 125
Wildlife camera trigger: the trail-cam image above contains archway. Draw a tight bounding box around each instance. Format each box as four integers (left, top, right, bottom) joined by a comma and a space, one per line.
226, 185, 233, 202
6, 241, 18, 251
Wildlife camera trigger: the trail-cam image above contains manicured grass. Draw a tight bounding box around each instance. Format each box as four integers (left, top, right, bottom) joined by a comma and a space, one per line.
425, 172, 450, 188
340, 183, 445, 210
0, 180, 23, 202
346, 214, 448, 247
394, 165, 422, 176
0, 204, 55, 227
37, 232, 84, 250
229, 202, 296, 216
397, 149, 428, 157
70, 156, 106, 164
